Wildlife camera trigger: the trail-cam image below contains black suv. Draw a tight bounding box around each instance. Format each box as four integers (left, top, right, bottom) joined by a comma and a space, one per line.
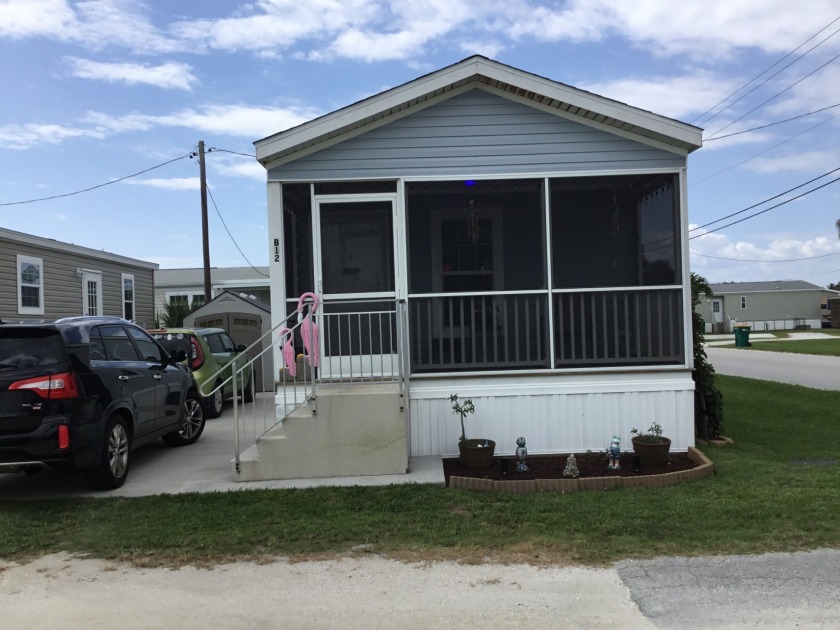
0, 316, 204, 490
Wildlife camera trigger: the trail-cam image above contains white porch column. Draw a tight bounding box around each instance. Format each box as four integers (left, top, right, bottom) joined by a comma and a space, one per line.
267, 181, 286, 385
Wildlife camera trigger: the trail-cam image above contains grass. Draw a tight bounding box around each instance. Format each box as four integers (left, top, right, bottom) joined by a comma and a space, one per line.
2, 375, 839, 567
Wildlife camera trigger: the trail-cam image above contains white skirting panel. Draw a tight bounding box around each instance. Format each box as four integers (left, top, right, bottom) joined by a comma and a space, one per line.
408, 371, 695, 457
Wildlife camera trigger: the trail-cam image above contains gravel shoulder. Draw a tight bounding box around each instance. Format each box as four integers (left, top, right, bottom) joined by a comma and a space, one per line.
0, 553, 651, 629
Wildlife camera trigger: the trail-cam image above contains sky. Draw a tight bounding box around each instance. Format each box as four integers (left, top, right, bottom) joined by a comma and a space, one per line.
2, 0, 840, 288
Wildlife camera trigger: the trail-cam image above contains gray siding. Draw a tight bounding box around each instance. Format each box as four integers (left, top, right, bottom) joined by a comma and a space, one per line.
0, 236, 155, 326
698, 291, 821, 323
268, 90, 684, 181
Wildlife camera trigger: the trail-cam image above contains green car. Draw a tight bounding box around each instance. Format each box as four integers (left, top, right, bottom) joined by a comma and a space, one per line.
149, 328, 254, 418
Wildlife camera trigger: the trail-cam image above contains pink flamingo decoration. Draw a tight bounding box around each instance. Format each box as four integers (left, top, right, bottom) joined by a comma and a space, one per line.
277, 326, 296, 378
297, 292, 320, 368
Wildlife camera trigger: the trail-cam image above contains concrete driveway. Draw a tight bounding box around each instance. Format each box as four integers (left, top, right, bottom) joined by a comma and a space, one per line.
0, 400, 443, 500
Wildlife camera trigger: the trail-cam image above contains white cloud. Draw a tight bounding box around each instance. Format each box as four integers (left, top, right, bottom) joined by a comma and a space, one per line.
0, 122, 106, 150
122, 177, 200, 191
689, 227, 840, 285
0, 0, 183, 53
745, 150, 840, 174
505, 1, 840, 59
4, 0, 839, 66
66, 57, 198, 90
579, 73, 744, 120
85, 103, 320, 139
212, 160, 266, 181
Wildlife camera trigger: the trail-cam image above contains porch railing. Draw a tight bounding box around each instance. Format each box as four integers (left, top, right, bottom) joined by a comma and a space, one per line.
408, 287, 684, 371
201, 296, 411, 473
553, 288, 684, 366
200, 297, 318, 473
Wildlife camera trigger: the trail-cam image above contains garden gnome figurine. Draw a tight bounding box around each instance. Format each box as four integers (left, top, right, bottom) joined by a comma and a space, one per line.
563, 453, 579, 478
607, 436, 621, 470
515, 437, 529, 472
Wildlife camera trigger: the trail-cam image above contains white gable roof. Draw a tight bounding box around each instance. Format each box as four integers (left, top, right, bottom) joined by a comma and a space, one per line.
255, 56, 703, 168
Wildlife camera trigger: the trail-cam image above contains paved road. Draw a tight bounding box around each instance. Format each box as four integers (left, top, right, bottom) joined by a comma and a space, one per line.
706, 346, 840, 391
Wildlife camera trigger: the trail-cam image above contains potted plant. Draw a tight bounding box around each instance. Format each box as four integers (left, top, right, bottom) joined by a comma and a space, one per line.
630, 422, 671, 465
450, 393, 496, 470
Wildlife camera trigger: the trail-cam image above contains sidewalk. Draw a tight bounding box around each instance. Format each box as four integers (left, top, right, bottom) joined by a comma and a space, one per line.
704, 330, 840, 346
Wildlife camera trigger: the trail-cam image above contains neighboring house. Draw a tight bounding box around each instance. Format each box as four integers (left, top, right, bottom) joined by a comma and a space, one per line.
697, 280, 824, 333
820, 288, 840, 327
0, 227, 157, 326
250, 54, 703, 471
153, 266, 270, 317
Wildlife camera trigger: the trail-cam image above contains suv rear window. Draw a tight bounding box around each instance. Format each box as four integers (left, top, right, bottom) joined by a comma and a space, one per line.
151, 333, 192, 358
0, 328, 66, 369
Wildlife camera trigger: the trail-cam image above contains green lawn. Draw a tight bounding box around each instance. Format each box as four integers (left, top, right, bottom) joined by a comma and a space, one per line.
2, 374, 839, 567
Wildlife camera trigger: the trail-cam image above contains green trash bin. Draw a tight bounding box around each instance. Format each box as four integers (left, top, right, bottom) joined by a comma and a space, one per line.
733, 324, 751, 347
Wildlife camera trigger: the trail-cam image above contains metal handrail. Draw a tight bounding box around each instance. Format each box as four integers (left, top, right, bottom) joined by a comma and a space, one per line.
198, 297, 317, 472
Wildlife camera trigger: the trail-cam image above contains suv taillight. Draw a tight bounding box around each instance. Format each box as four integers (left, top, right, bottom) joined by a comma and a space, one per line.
9, 372, 80, 399
190, 336, 205, 370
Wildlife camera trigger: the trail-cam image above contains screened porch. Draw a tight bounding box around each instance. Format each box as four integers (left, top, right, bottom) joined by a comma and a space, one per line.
281, 172, 686, 376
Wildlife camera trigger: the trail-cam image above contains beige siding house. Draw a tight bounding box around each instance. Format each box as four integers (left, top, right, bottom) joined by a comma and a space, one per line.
0, 227, 157, 325
697, 280, 824, 333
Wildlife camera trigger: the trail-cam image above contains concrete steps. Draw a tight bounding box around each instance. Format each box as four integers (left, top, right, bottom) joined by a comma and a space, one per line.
233, 383, 408, 482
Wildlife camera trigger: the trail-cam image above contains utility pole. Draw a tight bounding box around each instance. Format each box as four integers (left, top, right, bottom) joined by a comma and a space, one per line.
198, 140, 211, 305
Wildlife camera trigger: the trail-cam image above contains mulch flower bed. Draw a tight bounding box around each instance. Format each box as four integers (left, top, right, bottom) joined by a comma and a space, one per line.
442, 451, 712, 492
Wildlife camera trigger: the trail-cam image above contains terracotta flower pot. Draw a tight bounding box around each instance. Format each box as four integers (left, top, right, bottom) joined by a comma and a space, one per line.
458, 439, 496, 470
631, 436, 672, 465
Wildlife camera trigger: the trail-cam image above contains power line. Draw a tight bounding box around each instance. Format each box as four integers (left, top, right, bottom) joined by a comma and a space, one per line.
705, 49, 840, 140
692, 16, 840, 127
0, 153, 192, 206
704, 102, 840, 141
690, 112, 840, 186
691, 250, 840, 262
207, 147, 256, 158
691, 166, 840, 232
690, 174, 840, 239
206, 185, 269, 278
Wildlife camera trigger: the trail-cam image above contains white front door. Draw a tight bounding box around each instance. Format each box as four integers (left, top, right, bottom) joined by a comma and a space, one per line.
711, 298, 723, 324
81, 270, 103, 316
313, 195, 401, 378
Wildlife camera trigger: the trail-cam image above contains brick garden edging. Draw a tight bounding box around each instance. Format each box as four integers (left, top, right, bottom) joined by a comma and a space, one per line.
448, 446, 714, 493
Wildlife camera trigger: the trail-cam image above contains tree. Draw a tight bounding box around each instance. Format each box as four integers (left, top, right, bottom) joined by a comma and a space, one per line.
828, 281, 840, 291
691, 272, 724, 441
156, 299, 201, 328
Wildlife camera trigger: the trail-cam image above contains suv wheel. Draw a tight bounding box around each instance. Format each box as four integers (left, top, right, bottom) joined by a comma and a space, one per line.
205, 382, 224, 418
163, 392, 205, 446
85, 415, 131, 490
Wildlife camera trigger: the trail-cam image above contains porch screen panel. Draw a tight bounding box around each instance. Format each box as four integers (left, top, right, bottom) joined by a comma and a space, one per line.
406, 179, 545, 293
283, 183, 314, 298
551, 174, 679, 288
553, 289, 683, 366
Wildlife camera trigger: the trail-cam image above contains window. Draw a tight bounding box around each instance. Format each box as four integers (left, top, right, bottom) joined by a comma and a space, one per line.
17, 255, 44, 315
100, 326, 139, 362
127, 327, 162, 362
122, 274, 135, 321
203, 333, 224, 353
741, 296, 747, 309
219, 333, 238, 352
712, 302, 720, 313
166, 292, 205, 308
